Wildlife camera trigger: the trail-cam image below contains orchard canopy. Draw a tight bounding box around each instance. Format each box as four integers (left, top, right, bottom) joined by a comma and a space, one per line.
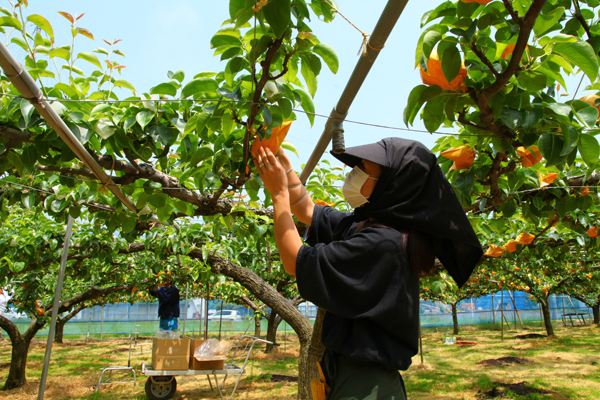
1, 0, 600, 395
0, 0, 598, 326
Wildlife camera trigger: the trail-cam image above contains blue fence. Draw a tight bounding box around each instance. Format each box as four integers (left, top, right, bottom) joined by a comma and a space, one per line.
4, 292, 592, 338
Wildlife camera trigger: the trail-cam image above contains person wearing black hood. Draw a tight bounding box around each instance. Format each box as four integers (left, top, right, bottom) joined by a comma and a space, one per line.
254, 138, 482, 400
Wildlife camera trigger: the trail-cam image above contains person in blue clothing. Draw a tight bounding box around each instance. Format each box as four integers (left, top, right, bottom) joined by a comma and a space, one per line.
149, 280, 180, 331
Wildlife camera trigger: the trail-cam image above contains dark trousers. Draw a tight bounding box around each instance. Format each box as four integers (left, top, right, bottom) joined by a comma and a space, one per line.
320, 350, 407, 400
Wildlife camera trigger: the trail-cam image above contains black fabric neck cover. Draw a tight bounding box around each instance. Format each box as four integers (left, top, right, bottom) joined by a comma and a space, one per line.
332, 138, 483, 287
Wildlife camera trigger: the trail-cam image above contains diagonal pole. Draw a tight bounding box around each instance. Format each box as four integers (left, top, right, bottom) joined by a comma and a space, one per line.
37, 215, 74, 400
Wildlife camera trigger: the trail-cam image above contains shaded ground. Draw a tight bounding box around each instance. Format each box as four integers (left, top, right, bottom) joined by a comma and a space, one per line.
271, 374, 298, 383
476, 357, 532, 367
477, 381, 551, 399
515, 333, 547, 339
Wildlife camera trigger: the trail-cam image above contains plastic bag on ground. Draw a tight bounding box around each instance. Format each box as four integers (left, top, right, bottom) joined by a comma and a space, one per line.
156, 328, 180, 339
194, 339, 233, 360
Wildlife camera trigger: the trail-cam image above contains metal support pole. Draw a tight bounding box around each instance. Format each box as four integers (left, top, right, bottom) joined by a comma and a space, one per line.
100, 305, 105, 342
204, 282, 209, 340
218, 300, 224, 341
37, 215, 74, 400
182, 285, 189, 336
86, 307, 93, 344
501, 291, 504, 341
492, 294, 496, 327
299, 0, 410, 182
419, 315, 424, 365
539, 304, 544, 331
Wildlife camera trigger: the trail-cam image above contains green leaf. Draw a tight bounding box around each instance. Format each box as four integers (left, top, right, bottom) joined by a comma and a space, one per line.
181, 78, 218, 98
168, 69, 185, 83
263, 0, 291, 38
579, 134, 599, 168
150, 82, 178, 96
50, 199, 64, 213
10, 261, 25, 273
574, 104, 599, 128
148, 193, 168, 208
149, 125, 174, 145
294, 89, 315, 126
76, 52, 102, 69
404, 85, 427, 126
313, 43, 339, 74
301, 57, 318, 97
121, 213, 137, 233
422, 96, 447, 133
20, 98, 35, 127
113, 79, 136, 91
533, 7, 565, 37
281, 141, 298, 157
421, 30, 442, 64
22, 192, 35, 209
553, 40, 599, 82
136, 110, 154, 130
499, 199, 517, 218
93, 47, 109, 55
454, 170, 475, 199
27, 14, 54, 38
196, 112, 211, 134
560, 124, 579, 156
0, 16, 22, 30
189, 145, 215, 167
539, 132, 566, 166
54, 83, 80, 98
441, 46, 461, 83
48, 48, 70, 60
10, 37, 28, 51
210, 33, 242, 49
500, 108, 525, 130
91, 103, 111, 116
21, 146, 37, 176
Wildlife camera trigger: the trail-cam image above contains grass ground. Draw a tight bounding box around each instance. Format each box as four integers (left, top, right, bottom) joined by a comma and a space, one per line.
0, 322, 597, 399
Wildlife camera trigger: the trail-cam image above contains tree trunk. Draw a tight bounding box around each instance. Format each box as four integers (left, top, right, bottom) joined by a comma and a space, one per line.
300, 308, 326, 400
254, 314, 262, 337
54, 304, 86, 344
265, 312, 282, 353
452, 302, 459, 335
541, 301, 555, 336
0, 316, 44, 390
593, 303, 599, 324
55, 318, 66, 344
205, 254, 321, 400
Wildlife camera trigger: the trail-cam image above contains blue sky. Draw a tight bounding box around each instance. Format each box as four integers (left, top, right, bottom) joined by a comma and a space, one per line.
11, 1, 453, 171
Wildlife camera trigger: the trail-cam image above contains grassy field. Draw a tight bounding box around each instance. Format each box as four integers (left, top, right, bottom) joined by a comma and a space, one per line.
0, 322, 598, 400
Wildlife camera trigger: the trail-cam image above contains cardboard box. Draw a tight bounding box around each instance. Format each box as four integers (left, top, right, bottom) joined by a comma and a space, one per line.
151, 338, 190, 371
189, 339, 226, 370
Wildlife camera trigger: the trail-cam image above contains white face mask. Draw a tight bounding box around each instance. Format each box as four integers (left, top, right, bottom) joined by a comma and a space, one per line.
342, 166, 378, 208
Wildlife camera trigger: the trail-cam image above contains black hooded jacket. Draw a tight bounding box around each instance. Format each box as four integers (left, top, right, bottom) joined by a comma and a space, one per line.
295, 138, 482, 371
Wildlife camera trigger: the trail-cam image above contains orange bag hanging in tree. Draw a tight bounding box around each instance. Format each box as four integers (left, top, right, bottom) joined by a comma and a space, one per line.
250, 121, 292, 157
440, 145, 475, 171
419, 49, 468, 92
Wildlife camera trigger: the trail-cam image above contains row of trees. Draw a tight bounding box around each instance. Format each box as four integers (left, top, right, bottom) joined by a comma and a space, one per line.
1, 0, 600, 398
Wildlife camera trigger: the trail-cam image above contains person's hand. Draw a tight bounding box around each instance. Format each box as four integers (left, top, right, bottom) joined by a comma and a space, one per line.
254, 146, 288, 199
275, 147, 292, 171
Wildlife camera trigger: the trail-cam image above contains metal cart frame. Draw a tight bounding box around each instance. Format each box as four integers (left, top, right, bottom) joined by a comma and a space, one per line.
142, 335, 275, 400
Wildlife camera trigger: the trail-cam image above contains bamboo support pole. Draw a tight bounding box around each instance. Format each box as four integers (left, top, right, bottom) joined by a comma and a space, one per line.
508, 291, 524, 329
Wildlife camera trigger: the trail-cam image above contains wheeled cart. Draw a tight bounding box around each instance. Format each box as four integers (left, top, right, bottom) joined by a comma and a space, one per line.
142, 336, 275, 400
